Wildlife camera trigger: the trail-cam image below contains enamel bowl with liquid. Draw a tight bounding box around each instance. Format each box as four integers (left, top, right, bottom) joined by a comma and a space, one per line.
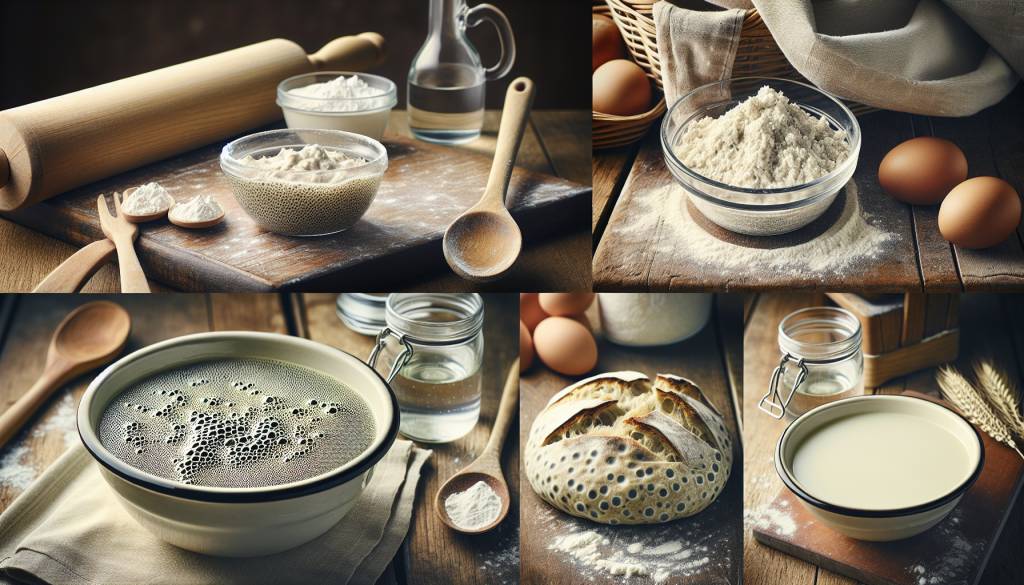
78, 332, 399, 557
776, 395, 983, 541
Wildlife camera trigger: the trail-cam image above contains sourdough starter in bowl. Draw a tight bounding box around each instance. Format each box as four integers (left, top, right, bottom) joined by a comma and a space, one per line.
98, 357, 375, 488
221, 130, 388, 236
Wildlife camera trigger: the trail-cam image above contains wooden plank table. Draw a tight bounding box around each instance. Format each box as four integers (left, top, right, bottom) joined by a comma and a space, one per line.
519, 296, 743, 584
592, 88, 1024, 292
0, 293, 519, 585
742, 292, 1024, 585
0, 110, 591, 293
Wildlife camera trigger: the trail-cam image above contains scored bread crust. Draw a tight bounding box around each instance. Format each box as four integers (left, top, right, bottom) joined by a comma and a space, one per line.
525, 371, 733, 524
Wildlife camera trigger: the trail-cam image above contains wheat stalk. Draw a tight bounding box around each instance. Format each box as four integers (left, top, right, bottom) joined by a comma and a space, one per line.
937, 366, 1024, 461
974, 360, 1024, 440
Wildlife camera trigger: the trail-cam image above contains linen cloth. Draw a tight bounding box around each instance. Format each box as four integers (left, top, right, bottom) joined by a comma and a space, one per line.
653, 0, 1020, 116
0, 441, 431, 585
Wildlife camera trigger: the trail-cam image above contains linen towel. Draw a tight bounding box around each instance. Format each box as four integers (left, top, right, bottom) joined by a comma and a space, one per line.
0, 441, 431, 585
653, 0, 1020, 116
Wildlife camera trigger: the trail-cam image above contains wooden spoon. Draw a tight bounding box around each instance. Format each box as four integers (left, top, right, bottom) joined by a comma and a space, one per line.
119, 186, 173, 223
33, 239, 117, 293
443, 78, 535, 282
435, 358, 519, 534
168, 199, 226, 229
0, 301, 131, 450
97, 192, 150, 293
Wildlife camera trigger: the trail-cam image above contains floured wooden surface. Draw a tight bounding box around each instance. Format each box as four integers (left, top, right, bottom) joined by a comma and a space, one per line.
5, 129, 589, 291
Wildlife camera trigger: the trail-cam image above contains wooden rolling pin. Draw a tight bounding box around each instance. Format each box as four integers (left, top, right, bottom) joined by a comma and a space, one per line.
0, 32, 386, 211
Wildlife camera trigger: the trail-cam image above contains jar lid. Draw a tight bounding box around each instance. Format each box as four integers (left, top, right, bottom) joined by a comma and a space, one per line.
336, 293, 389, 336
385, 294, 484, 344
778, 306, 862, 362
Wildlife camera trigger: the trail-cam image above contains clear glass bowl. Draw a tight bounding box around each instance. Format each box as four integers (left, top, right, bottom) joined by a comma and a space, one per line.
660, 77, 861, 236
220, 129, 387, 236
277, 72, 397, 140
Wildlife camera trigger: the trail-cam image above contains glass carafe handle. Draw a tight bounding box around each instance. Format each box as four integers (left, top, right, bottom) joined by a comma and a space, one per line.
466, 3, 516, 80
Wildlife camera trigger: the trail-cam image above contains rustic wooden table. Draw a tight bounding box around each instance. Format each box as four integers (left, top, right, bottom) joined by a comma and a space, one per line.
592, 88, 1024, 293
0, 110, 590, 293
0, 293, 519, 585
743, 292, 1024, 585
519, 296, 744, 584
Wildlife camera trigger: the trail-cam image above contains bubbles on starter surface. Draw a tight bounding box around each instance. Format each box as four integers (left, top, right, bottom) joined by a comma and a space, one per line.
98, 358, 376, 488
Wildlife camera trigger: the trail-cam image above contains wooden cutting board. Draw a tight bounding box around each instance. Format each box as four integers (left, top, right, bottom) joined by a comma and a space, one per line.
520, 299, 743, 585
752, 392, 1024, 585
3, 126, 589, 291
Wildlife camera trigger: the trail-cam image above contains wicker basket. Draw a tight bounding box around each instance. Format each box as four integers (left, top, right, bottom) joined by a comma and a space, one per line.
593, 1, 667, 150
593, 0, 870, 150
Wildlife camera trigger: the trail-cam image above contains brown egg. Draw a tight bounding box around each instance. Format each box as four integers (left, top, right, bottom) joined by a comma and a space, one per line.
533, 317, 598, 376
592, 14, 624, 71
938, 177, 1021, 249
520, 293, 549, 333
539, 292, 594, 317
593, 59, 651, 117
878, 137, 968, 205
519, 320, 534, 372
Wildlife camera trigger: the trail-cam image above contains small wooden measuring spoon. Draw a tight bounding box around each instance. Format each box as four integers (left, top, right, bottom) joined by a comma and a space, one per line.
435, 358, 520, 534
0, 301, 131, 450
168, 200, 226, 229
119, 186, 173, 223
443, 78, 535, 282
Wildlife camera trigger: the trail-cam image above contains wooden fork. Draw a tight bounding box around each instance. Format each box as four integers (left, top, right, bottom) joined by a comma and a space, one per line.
97, 192, 150, 293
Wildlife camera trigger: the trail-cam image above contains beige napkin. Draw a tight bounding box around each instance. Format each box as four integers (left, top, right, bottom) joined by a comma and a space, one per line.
653, 1, 747, 106
654, 0, 1019, 116
0, 441, 431, 585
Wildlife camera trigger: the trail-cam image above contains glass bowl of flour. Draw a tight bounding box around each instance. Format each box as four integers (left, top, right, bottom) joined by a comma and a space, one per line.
661, 77, 860, 236
277, 72, 397, 140
220, 129, 387, 236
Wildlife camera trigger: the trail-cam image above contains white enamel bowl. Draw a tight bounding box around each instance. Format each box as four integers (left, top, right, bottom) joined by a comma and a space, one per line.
77, 332, 399, 557
775, 395, 983, 541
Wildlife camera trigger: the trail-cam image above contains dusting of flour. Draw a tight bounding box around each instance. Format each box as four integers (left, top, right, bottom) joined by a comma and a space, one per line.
677, 86, 849, 189
608, 181, 898, 280
0, 393, 78, 491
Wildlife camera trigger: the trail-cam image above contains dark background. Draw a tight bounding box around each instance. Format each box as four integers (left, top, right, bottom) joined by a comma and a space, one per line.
1, 0, 588, 110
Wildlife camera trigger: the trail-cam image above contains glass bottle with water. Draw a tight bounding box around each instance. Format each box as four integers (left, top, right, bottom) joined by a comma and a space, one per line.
368, 293, 484, 443
408, 0, 515, 144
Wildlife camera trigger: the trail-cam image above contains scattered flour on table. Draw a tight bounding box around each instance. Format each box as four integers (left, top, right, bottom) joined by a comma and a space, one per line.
904, 510, 980, 585
288, 75, 390, 112
543, 505, 720, 583
0, 393, 78, 490
169, 194, 222, 223
676, 85, 850, 190
444, 480, 502, 531
477, 525, 519, 585
744, 499, 798, 537
122, 182, 173, 215
610, 182, 898, 278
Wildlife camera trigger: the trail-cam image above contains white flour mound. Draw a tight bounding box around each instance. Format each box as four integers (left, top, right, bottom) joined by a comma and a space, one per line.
169, 194, 222, 223
122, 182, 173, 215
677, 85, 849, 189
445, 480, 502, 531
611, 181, 898, 279
288, 75, 389, 112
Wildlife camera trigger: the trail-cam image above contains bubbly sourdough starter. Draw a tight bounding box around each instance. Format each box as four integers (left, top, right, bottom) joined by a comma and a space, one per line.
98, 358, 375, 488
231, 144, 380, 235
791, 411, 973, 509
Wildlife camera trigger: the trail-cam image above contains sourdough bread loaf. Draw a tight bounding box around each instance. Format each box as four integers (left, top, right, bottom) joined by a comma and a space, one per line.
525, 371, 732, 524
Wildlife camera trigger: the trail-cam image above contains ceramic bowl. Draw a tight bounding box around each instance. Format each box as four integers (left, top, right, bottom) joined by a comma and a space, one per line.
277, 72, 397, 141
661, 77, 860, 236
77, 331, 399, 557
775, 395, 983, 541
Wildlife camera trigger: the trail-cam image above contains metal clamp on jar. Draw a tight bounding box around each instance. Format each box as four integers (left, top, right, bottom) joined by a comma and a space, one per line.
368, 293, 485, 443
759, 306, 865, 419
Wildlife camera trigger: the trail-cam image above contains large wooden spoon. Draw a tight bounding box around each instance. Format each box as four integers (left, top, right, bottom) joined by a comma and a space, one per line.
435, 358, 519, 534
0, 301, 131, 450
443, 78, 535, 282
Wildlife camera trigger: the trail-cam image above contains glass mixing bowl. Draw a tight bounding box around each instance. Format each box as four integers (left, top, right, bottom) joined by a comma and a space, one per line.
660, 77, 860, 236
